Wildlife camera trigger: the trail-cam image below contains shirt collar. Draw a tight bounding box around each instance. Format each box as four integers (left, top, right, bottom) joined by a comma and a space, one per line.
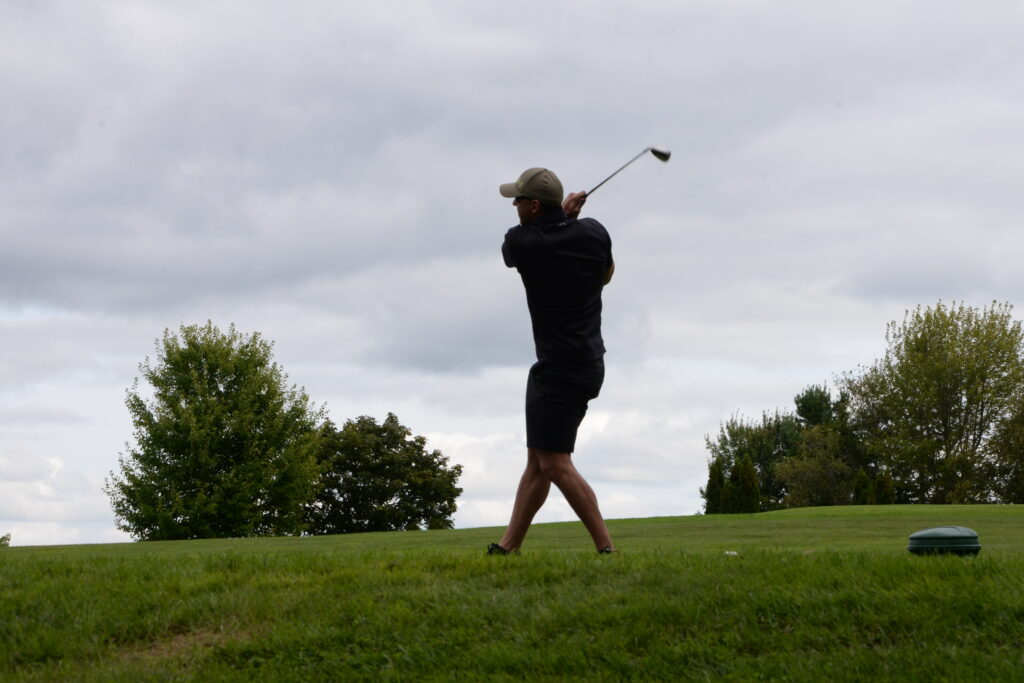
527, 208, 570, 229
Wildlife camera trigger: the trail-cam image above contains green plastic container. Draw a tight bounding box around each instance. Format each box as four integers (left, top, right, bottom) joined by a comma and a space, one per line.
907, 526, 981, 556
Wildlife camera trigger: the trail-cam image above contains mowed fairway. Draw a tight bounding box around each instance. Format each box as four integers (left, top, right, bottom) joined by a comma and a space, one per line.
3, 506, 1023, 681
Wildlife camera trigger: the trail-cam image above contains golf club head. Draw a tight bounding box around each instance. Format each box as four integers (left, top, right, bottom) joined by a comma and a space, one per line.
649, 147, 671, 162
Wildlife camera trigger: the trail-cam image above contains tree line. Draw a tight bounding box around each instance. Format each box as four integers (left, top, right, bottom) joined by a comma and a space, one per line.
702, 301, 1024, 513
105, 322, 463, 541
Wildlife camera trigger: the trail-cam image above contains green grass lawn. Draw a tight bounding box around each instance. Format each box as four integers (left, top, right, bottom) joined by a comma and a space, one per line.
2, 506, 1023, 681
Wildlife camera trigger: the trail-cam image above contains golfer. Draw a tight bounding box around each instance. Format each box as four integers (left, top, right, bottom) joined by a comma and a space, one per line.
488, 167, 615, 555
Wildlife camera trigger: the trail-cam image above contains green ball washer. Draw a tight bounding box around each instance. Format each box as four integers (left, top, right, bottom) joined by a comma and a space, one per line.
907, 526, 981, 556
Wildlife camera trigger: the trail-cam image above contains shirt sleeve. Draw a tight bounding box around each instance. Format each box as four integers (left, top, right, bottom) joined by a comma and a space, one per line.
501, 227, 518, 268
583, 218, 613, 268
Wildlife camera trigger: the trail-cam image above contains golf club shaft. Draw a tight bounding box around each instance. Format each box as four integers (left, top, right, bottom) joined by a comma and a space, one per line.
586, 149, 651, 196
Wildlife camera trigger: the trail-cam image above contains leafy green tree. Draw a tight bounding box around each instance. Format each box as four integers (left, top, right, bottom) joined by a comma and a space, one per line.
700, 456, 726, 514
990, 404, 1024, 503
842, 301, 1024, 503
105, 322, 324, 540
776, 425, 852, 508
305, 414, 463, 534
0, 533, 10, 547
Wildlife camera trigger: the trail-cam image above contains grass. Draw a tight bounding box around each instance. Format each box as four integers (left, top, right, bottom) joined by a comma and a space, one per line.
2, 505, 1023, 681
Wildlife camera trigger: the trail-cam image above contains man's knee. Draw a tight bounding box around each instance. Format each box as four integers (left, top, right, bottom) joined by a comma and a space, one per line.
532, 449, 572, 481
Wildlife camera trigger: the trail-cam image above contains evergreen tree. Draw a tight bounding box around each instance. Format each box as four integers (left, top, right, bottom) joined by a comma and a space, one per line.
875, 471, 896, 505
852, 468, 876, 505
794, 385, 833, 427
733, 456, 761, 513
700, 457, 725, 514
720, 478, 738, 514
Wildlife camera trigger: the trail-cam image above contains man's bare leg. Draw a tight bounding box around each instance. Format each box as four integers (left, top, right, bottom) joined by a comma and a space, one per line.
534, 448, 614, 551
498, 450, 550, 552
498, 447, 613, 552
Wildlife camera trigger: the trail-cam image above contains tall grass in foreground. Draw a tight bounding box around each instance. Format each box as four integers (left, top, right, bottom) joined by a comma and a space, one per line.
2, 506, 1023, 681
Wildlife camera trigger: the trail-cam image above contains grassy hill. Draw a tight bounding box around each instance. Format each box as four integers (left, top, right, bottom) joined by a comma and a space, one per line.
3, 506, 1023, 680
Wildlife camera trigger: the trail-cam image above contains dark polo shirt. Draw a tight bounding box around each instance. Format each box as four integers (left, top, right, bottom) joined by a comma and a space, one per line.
502, 209, 613, 363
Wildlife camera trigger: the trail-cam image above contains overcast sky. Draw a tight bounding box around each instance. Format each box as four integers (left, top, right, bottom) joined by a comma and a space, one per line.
3, 1, 1022, 546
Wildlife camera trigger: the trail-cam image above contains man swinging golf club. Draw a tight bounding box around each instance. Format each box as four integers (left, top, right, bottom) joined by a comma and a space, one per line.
488, 167, 615, 555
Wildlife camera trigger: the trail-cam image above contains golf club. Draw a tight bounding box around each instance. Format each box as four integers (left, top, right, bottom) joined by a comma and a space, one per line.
586, 146, 671, 196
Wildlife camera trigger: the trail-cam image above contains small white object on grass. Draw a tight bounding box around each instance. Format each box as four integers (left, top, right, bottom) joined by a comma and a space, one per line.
724, 551, 739, 556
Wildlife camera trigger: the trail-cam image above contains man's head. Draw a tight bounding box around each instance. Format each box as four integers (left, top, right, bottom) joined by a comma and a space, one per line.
499, 168, 563, 224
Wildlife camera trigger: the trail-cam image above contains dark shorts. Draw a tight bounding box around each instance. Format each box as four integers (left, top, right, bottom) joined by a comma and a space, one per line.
525, 359, 605, 454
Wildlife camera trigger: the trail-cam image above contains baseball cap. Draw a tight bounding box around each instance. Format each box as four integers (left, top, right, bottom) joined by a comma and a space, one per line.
499, 168, 564, 207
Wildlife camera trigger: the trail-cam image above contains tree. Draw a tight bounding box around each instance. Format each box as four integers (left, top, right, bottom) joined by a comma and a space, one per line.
305, 413, 463, 534
720, 477, 738, 514
852, 468, 876, 505
841, 301, 1024, 503
875, 471, 895, 504
990, 403, 1024, 503
731, 456, 761, 513
105, 322, 324, 540
795, 384, 834, 427
700, 301, 1024, 508
830, 390, 873, 477
794, 385, 872, 475
700, 456, 726, 514
776, 425, 852, 508
717, 456, 761, 514
0, 533, 10, 547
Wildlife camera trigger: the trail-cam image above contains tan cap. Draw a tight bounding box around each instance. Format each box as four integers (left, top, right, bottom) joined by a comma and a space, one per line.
499, 167, 564, 207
